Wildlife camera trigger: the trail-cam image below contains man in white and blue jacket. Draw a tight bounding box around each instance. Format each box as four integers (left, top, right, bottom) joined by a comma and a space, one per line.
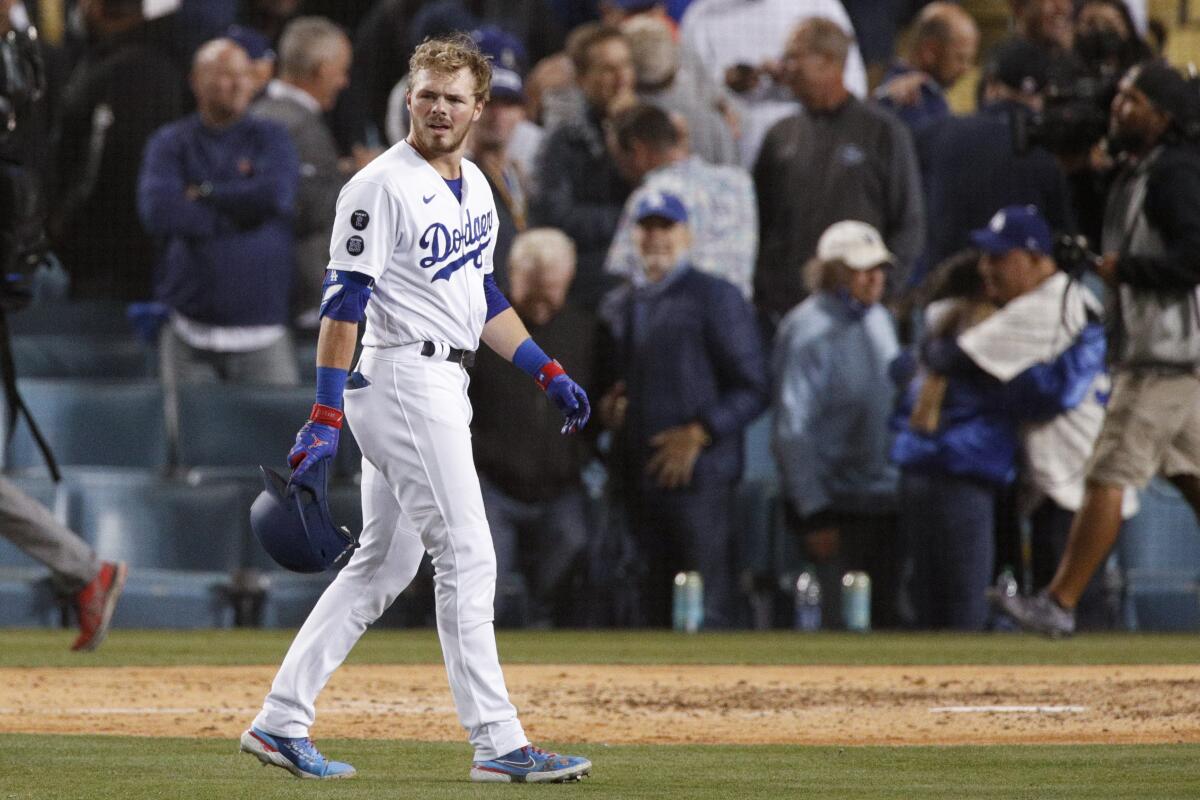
892, 206, 1107, 630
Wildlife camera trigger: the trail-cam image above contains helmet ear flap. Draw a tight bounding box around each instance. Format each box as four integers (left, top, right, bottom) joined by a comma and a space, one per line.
260, 466, 290, 500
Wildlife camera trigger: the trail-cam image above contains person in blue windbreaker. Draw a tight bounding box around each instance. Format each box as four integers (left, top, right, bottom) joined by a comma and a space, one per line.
892, 206, 1107, 630
771, 220, 902, 628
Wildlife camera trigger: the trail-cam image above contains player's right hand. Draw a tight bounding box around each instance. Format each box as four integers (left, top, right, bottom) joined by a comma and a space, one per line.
545, 373, 591, 435
288, 404, 343, 478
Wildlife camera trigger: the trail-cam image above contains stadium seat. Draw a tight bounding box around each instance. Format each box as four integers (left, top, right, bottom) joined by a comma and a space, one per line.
3, 379, 168, 469
0, 569, 60, 626
174, 383, 363, 477
60, 470, 247, 571
12, 334, 152, 379
7, 300, 131, 336
1118, 477, 1200, 631
109, 568, 235, 629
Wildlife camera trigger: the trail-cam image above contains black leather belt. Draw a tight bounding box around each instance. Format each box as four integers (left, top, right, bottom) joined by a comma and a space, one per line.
421, 341, 475, 367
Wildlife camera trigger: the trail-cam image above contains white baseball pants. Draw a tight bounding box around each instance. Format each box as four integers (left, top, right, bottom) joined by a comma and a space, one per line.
254, 344, 528, 760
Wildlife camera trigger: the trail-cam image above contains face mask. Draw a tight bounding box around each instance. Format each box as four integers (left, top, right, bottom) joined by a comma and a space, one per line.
1075, 30, 1125, 66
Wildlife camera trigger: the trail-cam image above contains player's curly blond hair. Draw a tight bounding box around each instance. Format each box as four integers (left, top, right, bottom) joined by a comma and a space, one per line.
408, 33, 492, 102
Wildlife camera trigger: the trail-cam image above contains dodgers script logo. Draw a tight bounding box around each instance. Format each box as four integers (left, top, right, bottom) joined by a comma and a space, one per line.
419, 210, 495, 282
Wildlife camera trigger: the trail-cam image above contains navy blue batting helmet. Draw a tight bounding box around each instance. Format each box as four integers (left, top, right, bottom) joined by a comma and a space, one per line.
249, 459, 359, 573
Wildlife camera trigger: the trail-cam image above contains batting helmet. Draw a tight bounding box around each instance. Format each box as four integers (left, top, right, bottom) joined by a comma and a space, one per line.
249, 459, 359, 573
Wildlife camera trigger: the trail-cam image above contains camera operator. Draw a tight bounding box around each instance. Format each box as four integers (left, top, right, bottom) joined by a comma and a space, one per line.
994, 61, 1200, 637
1025, 0, 1155, 254
917, 38, 1074, 283
0, 2, 126, 652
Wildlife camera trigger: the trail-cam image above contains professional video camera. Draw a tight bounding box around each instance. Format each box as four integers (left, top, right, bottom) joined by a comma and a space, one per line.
1012, 70, 1117, 159
0, 23, 47, 310
0, 24, 58, 477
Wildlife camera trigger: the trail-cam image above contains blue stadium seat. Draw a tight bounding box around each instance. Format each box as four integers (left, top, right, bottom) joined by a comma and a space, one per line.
0, 569, 60, 626
12, 334, 152, 379
8, 300, 131, 336
257, 572, 336, 627
60, 471, 247, 571
1118, 478, 1200, 631
109, 568, 235, 629
3, 379, 167, 469
175, 383, 362, 477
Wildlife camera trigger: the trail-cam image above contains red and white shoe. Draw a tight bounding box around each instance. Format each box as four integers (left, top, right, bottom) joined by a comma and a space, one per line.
72, 561, 127, 652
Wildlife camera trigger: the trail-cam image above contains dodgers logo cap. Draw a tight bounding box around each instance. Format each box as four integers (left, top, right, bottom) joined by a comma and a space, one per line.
969, 205, 1053, 256
816, 220, 894, 270
634, 191, 688, 225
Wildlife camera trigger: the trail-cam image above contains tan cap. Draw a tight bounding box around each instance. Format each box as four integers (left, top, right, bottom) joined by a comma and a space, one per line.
816, 220, 895, 270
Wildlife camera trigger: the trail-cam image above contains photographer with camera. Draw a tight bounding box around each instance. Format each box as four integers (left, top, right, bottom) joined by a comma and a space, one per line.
994, 61, 1200, 637
0, 2, 126, 652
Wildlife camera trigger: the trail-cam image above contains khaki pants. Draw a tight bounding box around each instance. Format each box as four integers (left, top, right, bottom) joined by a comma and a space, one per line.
1087, 369, 1200, 488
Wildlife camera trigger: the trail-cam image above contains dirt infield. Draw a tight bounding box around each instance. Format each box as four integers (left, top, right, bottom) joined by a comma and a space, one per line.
1, 664, 1197, 745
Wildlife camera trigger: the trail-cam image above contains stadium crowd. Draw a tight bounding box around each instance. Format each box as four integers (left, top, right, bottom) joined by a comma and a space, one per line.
2, 0, 1199, 642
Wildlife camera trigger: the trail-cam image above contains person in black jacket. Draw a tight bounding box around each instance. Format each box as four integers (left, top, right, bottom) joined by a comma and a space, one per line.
596, 191, 767, 628
995, 61, 1200, 637
529, 22, 634, 305
51, 0, 185, 301
469, 228, 593, 626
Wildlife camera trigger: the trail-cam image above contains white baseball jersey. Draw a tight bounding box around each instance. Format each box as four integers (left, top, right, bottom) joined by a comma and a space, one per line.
327, 139, 497, 351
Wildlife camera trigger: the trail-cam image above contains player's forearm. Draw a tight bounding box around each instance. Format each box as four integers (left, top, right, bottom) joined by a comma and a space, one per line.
315, 317, 359, 371
480, 307, 531, 362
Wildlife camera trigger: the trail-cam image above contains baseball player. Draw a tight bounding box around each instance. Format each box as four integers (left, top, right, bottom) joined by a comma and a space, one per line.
239, 34, 592, 783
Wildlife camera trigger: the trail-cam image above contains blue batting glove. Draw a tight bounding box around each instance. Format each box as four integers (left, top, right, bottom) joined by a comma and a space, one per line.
288, 404, 342, 478
535, 361, 591, 434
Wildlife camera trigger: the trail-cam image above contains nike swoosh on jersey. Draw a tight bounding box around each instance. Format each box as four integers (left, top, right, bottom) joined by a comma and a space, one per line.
422, 194, 436, 204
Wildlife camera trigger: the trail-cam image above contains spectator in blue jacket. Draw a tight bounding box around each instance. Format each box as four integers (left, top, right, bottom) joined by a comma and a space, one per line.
138, 37, 300, 391
771, 221, 902, 628
597, 191, 768, 628
892, 206, 1106, 630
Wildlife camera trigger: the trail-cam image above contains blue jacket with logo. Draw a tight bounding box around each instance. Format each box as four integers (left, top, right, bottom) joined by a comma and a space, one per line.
138, 113, 299, 326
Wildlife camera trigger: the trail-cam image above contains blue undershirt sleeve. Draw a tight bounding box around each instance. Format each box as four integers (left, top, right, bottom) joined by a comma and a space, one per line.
483, 273, 511, 321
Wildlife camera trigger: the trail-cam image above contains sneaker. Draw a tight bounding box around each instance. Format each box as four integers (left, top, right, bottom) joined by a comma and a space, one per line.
239, 727, 356, 779
989, 587, 1076, 638
471, 744, 591, 783
71, 561, 127, 652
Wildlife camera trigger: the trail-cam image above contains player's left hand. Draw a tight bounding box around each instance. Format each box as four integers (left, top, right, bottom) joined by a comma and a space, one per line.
646, 423, 708, 489
545, 373, 591, 434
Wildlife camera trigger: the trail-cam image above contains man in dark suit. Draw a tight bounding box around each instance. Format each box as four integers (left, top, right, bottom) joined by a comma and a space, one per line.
251, 15, 366, 327
596, 191, 768, 627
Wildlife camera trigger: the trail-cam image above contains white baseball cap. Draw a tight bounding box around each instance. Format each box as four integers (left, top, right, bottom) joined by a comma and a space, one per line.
816, 220, 894, 270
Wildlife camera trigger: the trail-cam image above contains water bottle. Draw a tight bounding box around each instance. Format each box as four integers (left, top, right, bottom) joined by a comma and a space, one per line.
672, 571, 704, 633
793, 571, 821, 632
841, 571, 871, 632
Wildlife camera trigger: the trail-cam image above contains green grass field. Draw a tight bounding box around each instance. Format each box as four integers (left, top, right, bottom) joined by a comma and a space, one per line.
2, 629, 1198, 799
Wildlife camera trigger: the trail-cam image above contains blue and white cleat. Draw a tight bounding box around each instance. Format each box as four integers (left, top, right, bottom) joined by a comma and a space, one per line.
239, 727, 356, 779
470, 744, 592, 783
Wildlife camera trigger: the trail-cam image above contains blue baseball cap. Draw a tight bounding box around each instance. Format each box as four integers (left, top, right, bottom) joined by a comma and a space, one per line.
225, 24, 275, 61
610, 0, 660, 10
969, 205, 1053, 256
634, 191, 688, 225
472, 27, 527, 102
